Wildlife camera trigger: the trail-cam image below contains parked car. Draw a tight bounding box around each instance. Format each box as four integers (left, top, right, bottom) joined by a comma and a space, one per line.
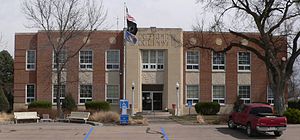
228, 103, 287, 137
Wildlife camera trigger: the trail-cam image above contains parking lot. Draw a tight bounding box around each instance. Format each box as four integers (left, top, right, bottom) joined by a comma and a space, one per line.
0, 122, 299, 140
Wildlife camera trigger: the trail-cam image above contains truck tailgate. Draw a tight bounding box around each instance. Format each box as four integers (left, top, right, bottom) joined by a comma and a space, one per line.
257, 116, 287, 126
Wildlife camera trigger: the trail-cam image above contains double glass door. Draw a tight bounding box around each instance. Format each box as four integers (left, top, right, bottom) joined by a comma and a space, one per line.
142, 91, 162, 111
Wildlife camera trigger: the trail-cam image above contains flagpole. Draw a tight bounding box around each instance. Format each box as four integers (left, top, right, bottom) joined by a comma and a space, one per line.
123, 2, 126, 100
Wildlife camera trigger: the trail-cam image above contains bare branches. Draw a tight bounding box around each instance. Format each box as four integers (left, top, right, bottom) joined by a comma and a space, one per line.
22, 0, 107, 118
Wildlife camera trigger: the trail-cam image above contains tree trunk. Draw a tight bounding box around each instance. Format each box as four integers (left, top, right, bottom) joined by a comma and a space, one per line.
270, 76, 286, 116
56, 56, 63, 119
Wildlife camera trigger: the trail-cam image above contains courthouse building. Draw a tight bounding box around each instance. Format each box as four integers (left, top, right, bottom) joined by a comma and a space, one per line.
14, 28, 279, 114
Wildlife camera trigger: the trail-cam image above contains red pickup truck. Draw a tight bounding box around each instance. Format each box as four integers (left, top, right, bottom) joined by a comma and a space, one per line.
228, 103, 287, 137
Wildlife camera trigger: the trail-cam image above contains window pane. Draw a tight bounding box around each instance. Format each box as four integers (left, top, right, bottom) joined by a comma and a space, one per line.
213, 85, 225, 98
27, 85, 35, 97
27, 51, 36, 63
150, 50, 156, 63
142, 51, 149, 63
187, 51, 199, 64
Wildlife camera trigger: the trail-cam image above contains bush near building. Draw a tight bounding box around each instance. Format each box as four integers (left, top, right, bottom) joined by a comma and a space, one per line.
62, 94, 77, 111
0, 88, 9, 112
85, 101, 110, 111
288, 100, 300, 110
194, 102, 220, 115
28, 101, 52, 109
284, 108, 300, 124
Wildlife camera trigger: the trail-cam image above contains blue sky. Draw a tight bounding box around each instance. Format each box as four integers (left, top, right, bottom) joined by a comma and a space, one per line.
0, 0, 204, 55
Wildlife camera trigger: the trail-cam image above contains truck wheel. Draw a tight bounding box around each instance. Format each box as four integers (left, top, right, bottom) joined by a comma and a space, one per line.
274, 131, 282, 137
227, 119, 237, 129
246, 123, 255, 137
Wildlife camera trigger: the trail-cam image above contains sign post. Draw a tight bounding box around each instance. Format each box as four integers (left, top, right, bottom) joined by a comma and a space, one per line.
119, 99, 129, 125
188, 101, 192, 116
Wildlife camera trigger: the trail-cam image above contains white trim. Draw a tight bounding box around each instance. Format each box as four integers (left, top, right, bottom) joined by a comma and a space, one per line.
141, 50, 165, 71
212, 51, 225, 72
105, 50, 120, 71
238, 85, 251, 104
52, 84, 66, 105
105, 84, 120, 105
78, 84, 93, 105
186, 50, 199, 71
79, 50, 93, 71
237, 51, 251, 72
25, 84, 35, 104
26, 50, 36, 71
185, 84, 199, 105
212, 85, 226, 105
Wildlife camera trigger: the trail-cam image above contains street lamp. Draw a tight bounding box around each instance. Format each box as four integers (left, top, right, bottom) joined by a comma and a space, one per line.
131, 81, 135, 116
176, 82, 179, 116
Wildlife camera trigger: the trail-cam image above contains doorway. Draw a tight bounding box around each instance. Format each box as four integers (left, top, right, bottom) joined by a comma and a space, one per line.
142, 91, 162, 111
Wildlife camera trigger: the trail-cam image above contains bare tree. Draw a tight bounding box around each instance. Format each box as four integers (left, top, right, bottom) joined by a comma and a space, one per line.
193, 0, 300, 115
22, 0, 107, 117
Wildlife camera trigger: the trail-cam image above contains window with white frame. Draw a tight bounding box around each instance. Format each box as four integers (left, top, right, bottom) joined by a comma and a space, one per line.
53, 50, 67, 70
106, 50, 120, 70
26, 84, 35, 104
53, 85, 66, 104
80, 50, 93, 70
186, 51, 199, 70
267, 85, 274, 105
106, 85, 119, 104
142, 50, 164, 70
186, 85, 199, 104
238, 85, 251, 103
79, 85, 92, 104
238, 52, 251, 71
213, 85, 225, 104
212, 52, 225, 71
26, 50, 36, 70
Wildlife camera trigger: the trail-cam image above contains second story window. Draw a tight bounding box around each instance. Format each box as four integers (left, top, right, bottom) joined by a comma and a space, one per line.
142, 50, 164, 70
186, 51, 199, 70
238, 52, 250, 71
53, 50, 67, 70
26, 50, 36, 70
80, 50, 93, 70
212, 52, 225, 71
106, 50, 120, 70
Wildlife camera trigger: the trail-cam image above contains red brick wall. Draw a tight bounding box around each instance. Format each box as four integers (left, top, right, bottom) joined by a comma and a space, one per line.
14, 34, 37, 103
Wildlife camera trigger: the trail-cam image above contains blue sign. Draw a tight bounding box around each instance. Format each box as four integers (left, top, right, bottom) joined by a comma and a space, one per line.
188, 101, 193, 108
119, 100, 129, 109
120, 114, 129, 125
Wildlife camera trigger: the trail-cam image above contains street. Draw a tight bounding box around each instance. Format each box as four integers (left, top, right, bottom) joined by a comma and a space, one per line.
0, 122, 299, 140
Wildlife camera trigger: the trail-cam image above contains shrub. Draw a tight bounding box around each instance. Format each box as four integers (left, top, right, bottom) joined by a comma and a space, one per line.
288, 100, 300, 110
28, 101, 52, 109
195, 102, 220, 115
85, 101, 110, 111
89, 111, 119, 123
0, 88, 9, 112
62, 94, 77, 111
283, 108, 300, 124
0, 112, 13, 122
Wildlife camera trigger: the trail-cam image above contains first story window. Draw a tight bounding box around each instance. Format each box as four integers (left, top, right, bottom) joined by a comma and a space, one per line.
26, 50, 36, 70
186, 85, 199, 104
79, 85, 93, 104
238, 85, 251, 104
267, 86, 274, 105
142, 50, 164, 70
212, 85, 225, 104
26, 84, 35, 104
106, 85, 119, 104
53, 85, 66, 104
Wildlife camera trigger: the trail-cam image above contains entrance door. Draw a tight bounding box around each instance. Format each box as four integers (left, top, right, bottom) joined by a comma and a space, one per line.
142, 91, 162, 111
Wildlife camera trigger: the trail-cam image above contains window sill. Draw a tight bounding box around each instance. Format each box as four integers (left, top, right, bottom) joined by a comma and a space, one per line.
185, 69, 199, 72
212, 70, 225, 73
106, 69, 120, 72
79, 69, 93, 72
238, 70, 251, 73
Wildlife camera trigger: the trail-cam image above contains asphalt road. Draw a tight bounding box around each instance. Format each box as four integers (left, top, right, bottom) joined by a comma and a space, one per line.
0, 122, 299, 140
